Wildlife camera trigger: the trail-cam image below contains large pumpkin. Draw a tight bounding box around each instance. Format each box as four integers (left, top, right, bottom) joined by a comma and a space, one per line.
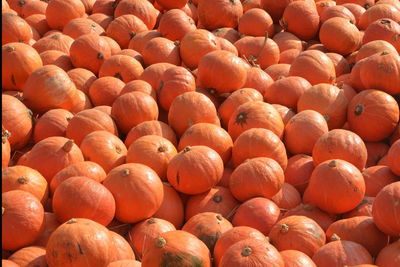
33, 108, 73, 143
375, 239, 400, 267
153, 183, 185, 229
8, 246, 47, 267
99, 54, 144, 83
2, 13, 33, 45
284, 154, 315, 194
197, 0, 243, 30
114, 0, 158, 30
280, 250, 316, 267
388, 139, 400, 176
103, 163, 163, 223
362, 165, 398, 197
45, 0, 85, 30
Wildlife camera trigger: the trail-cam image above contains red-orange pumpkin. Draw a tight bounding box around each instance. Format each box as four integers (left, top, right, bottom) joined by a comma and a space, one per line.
153, 183, 185, 229
8, 246, 47, 267
45, 0, 85, 30
197, 0, 243, 30
2, 13, 33, 45
362, 166, 398, 197
88, 76, 125, 107
284, 154, 315, 194
33, 212, 61, 247
375, 239, 400, 267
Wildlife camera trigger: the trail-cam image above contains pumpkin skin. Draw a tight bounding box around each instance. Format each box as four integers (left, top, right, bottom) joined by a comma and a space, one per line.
284, 110, 329, 155
2, 42, 43, 91
280, 250, 316, 267
124, 120, 177, 148
107, 260, 141, 267
52, 176, 115, 226
46, 218, 115, 267
153, 183, 185, 229
2, 165, 48, 205
20, 137, 84, 183
319, 17, 361, 55
347, 89, 399, 142
141, 230, 211, 267
359, 52, 400, 95
343, 196, 375, 219
141, 37, 181, 66
297, 83, 348, 129
197, 0, 243, 31
272, 31, 303, 52
326, 216, 389, 257
363, 166, 398, 197
212, 27, 241, 44
80, 130, 127, 174
356, 40, 399, 62
185, 186, 239, 221
197, 50, 247, 94
126, 135, 177, 181
128, 30, 162, 55
156, 0, 188, 9
284, 154, 315, 194
283, 204, 335, 232
106, 14, 148, 49
114, 0, 158, 30
213, 226, 268, 267
272, 104, 296, 125
2, 190, 45, 251
62, 17, 105, 39
2, 129, 10, 169
238, 8, 274, 37
280, 1, 320, 41
376, 239, 400, 267
265, 63, 291, 81
230, 157, 284, 202
358, 3, 400, 30
232, 197, 280, 235
312, 129, 367, 171
312, 240, 373, 266
102, 36, 122, 56
362, 19, 400, 53
120, 80, 156, 100
231, 128, 287, 170
2, 13, 33, 45
326, 53, 351, 77
242, 66, 274, 96
228, 101, 284, 141
320, 5, 356, 24
99, 55, 144, 83
39, 50, 73, 72
138, 62, 174, 92
271, 183, 302, 210
87, 13, 113, 32
219, 238, 284, 267
264, 76, 311, 110
111, 91, 159, 134
365, 141, 390, 167
109, 231, 135, 262
167, 145, 224, 195
66, 109, 118, 146
25, 13, 51, 36
372, 181, 400, 236
2, 94, 33, 150
8, 246, 47, 267
67, 68, 97, 95
33, 212, 61, 247
45, 0, 85, 30
182, 212, 233, 251
103, 163, 163, 223
303, 159, 366, 214
50, 161, 107, 195
168, 91, 220, 137
158, 9, 196, 41
32, 33, 73, 55
178, 123, 233, 164
289, 50, 336, 85
388, 140, 400, 176
88, 76, 125, 107
128, 217, 176, 259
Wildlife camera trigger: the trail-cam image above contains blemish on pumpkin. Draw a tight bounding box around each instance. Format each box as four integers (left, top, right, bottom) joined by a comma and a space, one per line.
11, 74, 16, 86
241, 247, 252, 257
77, 243, 84, 255
161, 251, 204, 267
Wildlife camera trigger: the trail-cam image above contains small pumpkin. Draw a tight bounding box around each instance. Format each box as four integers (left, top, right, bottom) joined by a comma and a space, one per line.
375, 239, 400, 267
33, 212, 61, 247
2, 13, 33, 45
362, 19, 400, 53
8, 246, 47, 267
109, 231, 135, 262
283, 204, 335, 232
388, 140, 400, 176
142, 37, 181, 66
197, 0, 243, 30
88, 76, 125, 107
45, 0, 85, 30
271, 183, 302, 211
280, 250, 317, 267
284, 154, 315, 194
153, 183, 185, 229
158, 9, 196, 41
238, 8, 274, 37
362, 166, 398, 197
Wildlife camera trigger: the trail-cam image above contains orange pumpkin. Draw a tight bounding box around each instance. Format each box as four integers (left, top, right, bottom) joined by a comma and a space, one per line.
320, 5, 356, 24
280, 250, 316, 267
2, 13, 33, 45
358, 3, 400, 30
2, 128, 10, 169
272, 104, 296, 125
33, 212, 61, 247
284, 154, 315, 194
265, 63, 290, 81
388, 139, 400, 175
114, 0, 158, 30
141, 37, 181, 66
158, 9, 196, 41
283, 204, 335, 232
45, 0, 85, 30
197, 0, 243, 30
356, 40, 399, 62
327, 52, 351, 77
120, 79, 156, 100
62, 17, 104, 39
365, 141, 390, 167
99, 55, 143, 83
375, 239, 400, 267
239, 8, 274, 38
87, 13, 113, 31
88, 76, 125, 107
153, 183, 185, 229
8, 246, 47, 267
109, 231, 135, 262
362, 18, 400, 53
271, 183, 302, 210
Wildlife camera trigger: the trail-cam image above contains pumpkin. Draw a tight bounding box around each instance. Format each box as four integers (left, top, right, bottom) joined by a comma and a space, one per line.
50, 161, 106, 195
238, 8, 274, 37
99, 55, 143, 83
138, 63, 174, 93
197, 50, 248, 94
372, 181, 400, 236
80, 131, 127, 173
158, 9, 196, 41
320, 5, 356, 24
347, 89, 399, 142
2, 190, 45, 251
62, 18, 104, 39
39, 50, 73, 72
375, 239, 400, 267
103, 163, 163, 223
19, 137, 84, 183
141, 230, 211, 267
359, 51, 400, 95
2, 165, 48, 205
272, 31, 304, 52
32, 33, 73, 55
88, 76, 125, 107
212, 27, 241, 43
280, 250, 316, 267
356, 40, 399, 62
284, 154, 315, 194
213, 226, 268, 267
107, 260, 141, 267
45, 0, 85, 30
102, 36, 122, 55
342, 3, 366, 27
272, 104, 296, 125
218, 88, 263, 128
232, 197, 280, 235
66, 108, 118, 146
92, 0, 117, 16
2, 42, 43, 91
69, 33, 112, 75
271, 183, 302, 210
362, 19, 400, 53
124, 120, 177, 148
326, 216, 389, 257
178, 123, 233, 164
280, 1, 320, 40
265, 63, 290, 81
312, 240, 373, 266
362, 166, 398, 197
25, 14, 50, 36
230, 157, 284, 202
87, 13, 113, 31
365, 141, 390, 167
358, 3, 400, 30
114, 0, 158, 30
158, 65, 196, 111
342, 196, 375, 218
128, 30, 162, 55
197, 0, 243, 30
126, 135, 177, 181
388, 140, 400, 175
231, 128, 287, 169
2, 128, 10, 169
219, 238, 284, 267
33, 212, 61, 247
46, 218, 115, 267
228, 101, 284, 141
216, 167, 233, 188
168, 91, 220, 136
2, 94, 33, 150
155, 0, 188, 9
167, 145, 224, 195
66, 68, 97, 95
8, 246, 47, 267
120, 79, 156, 100
312, 129, 367, 171
2, 13, 33, 45
153, 183, 185, 229
283, 204, 335, 232
141, 37, 181, 66
242, 66, 274, 96
327, 53, 351, 77
335, 0, 374, 10
109, 231, 135, 262
284, 110, 329, 155
289, 50, 336, 85
52, 176, 115, 225
303, 159, 366, 214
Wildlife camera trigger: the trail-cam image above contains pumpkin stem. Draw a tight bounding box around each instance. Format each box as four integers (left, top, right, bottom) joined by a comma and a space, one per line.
114, 73, 123, 81
254, 31, 269, 63
18, 0, 26, 7
4, 44, 15, 53
97, 53, 104, 59
331, 233, 341, 241
381, 50, 389, 56
156, 237, 167, 248
235, 112, 248, 126
158, 146, 166, 153
212, 195, 222, 203
2, 129, 10, 144
280, 224, 289, 233
122, 169, 130, 177
328, 160, 337, 167
354, 104, 363, 116
62, 140, 74, 153
67, 218, 77, 224
148, 217, 156, 224
216, 214, 223, 221
17, 176, 28, 184
183, 146, 191, 153
241, 247, 252, 257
